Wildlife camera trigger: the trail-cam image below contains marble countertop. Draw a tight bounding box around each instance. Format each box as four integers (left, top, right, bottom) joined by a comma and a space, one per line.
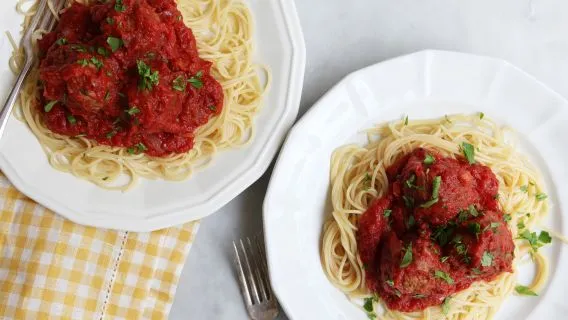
170, 0, 568, 319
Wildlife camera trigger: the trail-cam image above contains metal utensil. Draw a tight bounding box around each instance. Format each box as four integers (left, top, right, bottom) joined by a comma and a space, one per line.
233, 236, 280, 320
0, 0, 65, 140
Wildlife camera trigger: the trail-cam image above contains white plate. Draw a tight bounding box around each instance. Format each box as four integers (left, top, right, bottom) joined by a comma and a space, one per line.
0, 0, 305, 231
263, 50, 568, 320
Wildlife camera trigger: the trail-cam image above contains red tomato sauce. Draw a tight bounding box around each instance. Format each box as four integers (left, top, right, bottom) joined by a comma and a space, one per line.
37, 0, 223, 157
357, 148, 514, 312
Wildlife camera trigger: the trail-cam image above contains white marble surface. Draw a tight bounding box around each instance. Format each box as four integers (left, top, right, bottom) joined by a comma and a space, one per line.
170, 0, 568, 319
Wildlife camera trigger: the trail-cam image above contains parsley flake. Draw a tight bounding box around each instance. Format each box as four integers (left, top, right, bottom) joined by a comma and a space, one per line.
172, 75, 187, 92
461, 142, 476, 164
90, 57, 104, 70
188, 71, 204, 89
67, 114, 77, 125
441, 297, 451, 315
481, 251, 493, 267
44, 100, 58, 112
515, 285, 538, 296
115, 0, 126, 12
126, 107, 140, 115
107, 37, 124, 52
137, 60, 159, 90
536, 193, 548, 201
434, 270, 454, 284
423, 154, 435, 165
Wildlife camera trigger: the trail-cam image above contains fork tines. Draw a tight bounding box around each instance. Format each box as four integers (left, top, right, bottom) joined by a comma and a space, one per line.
233, 235, 279, 319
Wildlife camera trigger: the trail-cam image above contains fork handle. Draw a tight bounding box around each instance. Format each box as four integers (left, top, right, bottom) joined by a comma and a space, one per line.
0, 58, 33, 141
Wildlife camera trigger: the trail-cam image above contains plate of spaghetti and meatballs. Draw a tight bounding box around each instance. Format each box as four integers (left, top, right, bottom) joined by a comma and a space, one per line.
0, 0, 305, 231
263, 50, 568, 320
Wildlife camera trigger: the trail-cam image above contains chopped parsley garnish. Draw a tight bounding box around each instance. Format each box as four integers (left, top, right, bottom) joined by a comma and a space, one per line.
483, 222, 501, 232
363, 297, 374, 312
71, 44, 87, 52
106, 131, 117, 139
97, 47, 110, 57
127, 143, 147, 154
67, 114, 77, 125
406, 215, 415, 228
517, 220, 526, 230
77, 59, 89, 67
432, 224, 455, 246
90, 57, 104, 70
383, 209, 392, 218
420, 176, 441, 208
468, 204, 479, 217
136, 143, 147, 152
434, 270, 454, 284
440, 256, 449, 263
536, 193, 548, 201
137, 60, 159, 90
404, 115, 409, 126
445, 114, 452, 123
126, 107, 140, 115
461, 142, 476, 164
172, 75, 187, 92
414, 294, 426, 299
515, 285, 537, 296
455, 242, 467, 257
107, 37, 124, 52
479, 112, 485, 120
405, 174, 416, 189
419, 198, 438, 208
539, 231, 552, 244
423, 154, 435, 165
385, 280, 394, 287
402, 195, 414, 208
208, 105, 217, 111
55, 38, 67, 45
188, 71, 204, 89
518, 230, 552, 252
520, 185, 528, 193
44, 100, 58, 112
483, 222, 501, 233
457, 210, 468, 223
104, 91, 111, 101
431, 176, 441, 199
106, 17, 115, 25
503, 214, 512, 223
471, 268, 482, 275
468, 222, 481, 237
441, 297, 451, 315
115, 0, 126, 12
481, 251, 493, 267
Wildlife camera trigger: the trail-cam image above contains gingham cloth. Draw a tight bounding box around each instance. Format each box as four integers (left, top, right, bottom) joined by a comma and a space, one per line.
0, 173, 199, 319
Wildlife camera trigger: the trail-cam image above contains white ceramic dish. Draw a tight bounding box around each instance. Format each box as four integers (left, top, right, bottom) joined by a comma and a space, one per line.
263, 50, 568, 320
0, 0, 306, 231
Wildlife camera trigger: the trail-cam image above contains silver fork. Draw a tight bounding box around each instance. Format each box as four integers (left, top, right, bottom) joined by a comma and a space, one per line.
233, 236, 280, 320
0, 0, 66, 140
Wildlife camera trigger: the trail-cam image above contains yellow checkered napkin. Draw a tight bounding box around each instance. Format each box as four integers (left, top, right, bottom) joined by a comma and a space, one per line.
0, 174, 199, 319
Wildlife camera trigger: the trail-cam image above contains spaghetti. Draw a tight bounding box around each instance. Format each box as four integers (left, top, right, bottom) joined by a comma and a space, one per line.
321, 114, 551, 319
12, 0, 269, 191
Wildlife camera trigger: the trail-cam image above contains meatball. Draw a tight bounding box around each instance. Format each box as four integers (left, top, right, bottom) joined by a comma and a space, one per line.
378, 232, 453, 312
